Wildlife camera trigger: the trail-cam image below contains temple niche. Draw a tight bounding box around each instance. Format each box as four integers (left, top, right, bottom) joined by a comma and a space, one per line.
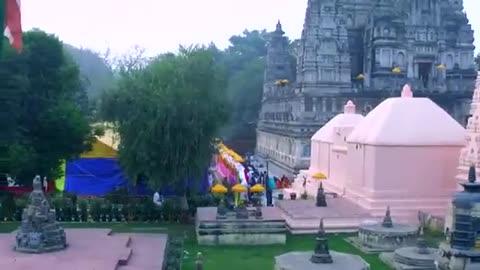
256, 0, 476, 177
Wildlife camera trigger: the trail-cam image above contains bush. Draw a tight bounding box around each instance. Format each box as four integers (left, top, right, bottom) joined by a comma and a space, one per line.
90, 199, 102, 222
1, 193, 17, 221
78, 199, 88, 222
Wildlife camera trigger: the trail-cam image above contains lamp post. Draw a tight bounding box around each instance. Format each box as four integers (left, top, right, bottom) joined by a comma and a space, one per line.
356, 73, 365, 91
436, 64, 446, 91
392, 67, 401, 96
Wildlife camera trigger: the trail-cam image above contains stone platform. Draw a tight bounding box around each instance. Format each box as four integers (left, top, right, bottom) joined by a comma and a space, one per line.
276, 198, 374, 234
0, 229, 167, 270
275, 251, 370, 270
196, 206, 287, 245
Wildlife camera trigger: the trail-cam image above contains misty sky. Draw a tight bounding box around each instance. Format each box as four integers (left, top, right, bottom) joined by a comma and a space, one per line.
22, 0, 480, 56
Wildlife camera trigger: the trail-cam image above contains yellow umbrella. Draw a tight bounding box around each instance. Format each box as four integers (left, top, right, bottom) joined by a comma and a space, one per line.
232, 183, 247, 193
312, 172, 327, 180
250, 184, 265, 193
211, 184, 228, 194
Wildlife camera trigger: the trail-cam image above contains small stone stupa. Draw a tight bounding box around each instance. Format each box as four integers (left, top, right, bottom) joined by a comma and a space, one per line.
315, 182, 327, 207
310, 219, 333, 263
380, 227, 438, 270
349, 206, 418, 253
275, 219, 370, 270
15, 175, 67, 253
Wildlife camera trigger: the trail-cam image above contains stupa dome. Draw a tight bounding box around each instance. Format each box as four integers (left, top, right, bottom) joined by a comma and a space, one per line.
311, 100, 364, 143
347, 85, 465, 146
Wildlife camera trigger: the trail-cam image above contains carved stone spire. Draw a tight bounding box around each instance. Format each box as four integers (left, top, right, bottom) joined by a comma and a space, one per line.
296, 0, 351, 94
382, 206, 394, 228
274, 20, 284, 35
468, 165, 476, 183
263, 21, 293, 94
310, 219, 333, 264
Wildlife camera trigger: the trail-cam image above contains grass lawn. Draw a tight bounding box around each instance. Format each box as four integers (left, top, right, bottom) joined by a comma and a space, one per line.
0, 222, 392, 270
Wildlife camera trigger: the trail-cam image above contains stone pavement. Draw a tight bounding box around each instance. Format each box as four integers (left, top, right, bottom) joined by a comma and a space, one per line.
0, 228, 167, 270
276, 198, 375, 234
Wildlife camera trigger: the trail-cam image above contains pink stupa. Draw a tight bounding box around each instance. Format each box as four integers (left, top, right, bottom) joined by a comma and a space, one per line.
345, 84, 465, 219
308, 100, 364, 196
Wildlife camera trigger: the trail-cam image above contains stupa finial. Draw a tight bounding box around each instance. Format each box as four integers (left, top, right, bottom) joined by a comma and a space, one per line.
468, 165, 476, 183
310, 218, 333, 264
401, 84, 413, 98
382, 206, 394, 228
344, 100, 356, 114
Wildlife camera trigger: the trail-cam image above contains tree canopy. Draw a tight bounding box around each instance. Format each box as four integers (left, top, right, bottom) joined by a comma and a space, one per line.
100, 46, 229, 191
0, 30, 94, 184
219, 29, 296, 152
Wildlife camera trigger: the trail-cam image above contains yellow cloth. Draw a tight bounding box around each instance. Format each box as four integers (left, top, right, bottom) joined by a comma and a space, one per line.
80, 139, 117, 158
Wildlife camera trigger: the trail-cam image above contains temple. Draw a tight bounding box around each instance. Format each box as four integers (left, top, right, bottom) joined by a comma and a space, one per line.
302, 84, 465, 220
256, 0, 476, 177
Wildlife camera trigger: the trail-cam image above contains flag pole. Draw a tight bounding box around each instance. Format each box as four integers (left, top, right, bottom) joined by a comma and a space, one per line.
0, 0, 5, 57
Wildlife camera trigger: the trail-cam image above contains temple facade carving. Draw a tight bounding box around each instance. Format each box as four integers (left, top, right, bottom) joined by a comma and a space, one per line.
256, 0, 476, 176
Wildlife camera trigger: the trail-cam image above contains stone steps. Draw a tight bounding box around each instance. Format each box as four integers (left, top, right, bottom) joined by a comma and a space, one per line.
116, 234, 167, 270
285, 216, 361, 234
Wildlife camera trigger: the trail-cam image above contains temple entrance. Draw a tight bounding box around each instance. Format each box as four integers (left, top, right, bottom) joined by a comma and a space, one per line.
418, 62, 432, 88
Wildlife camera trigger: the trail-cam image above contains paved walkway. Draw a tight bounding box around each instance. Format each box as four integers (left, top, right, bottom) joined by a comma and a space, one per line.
0, 229, 167, 270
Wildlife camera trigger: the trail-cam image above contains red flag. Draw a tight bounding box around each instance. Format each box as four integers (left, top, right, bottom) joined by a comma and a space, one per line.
3, 0, 22, 52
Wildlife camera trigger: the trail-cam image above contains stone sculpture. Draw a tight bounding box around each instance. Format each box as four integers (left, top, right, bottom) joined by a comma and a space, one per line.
315, 182, 327, 207
274, 218, 370, 269
15, 175, 67, 253
348, 206, 418, 253
310, 219, 333, 264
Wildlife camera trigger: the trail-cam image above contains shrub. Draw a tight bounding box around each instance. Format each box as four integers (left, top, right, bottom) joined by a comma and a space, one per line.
78, 199, 88, 222
90, 199, 102, 222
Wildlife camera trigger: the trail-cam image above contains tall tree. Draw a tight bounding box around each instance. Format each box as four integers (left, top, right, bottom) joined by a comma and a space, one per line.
101, 46, 229, 195
0, 30, 94, 184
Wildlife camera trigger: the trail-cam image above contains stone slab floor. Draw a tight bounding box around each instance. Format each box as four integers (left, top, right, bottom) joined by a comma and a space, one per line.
0, 228, 167, 270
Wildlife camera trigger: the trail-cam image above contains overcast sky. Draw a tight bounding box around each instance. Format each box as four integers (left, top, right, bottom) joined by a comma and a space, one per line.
21, 0, 480, 56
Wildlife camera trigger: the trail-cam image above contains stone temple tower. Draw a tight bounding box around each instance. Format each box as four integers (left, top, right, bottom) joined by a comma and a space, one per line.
263, 21, 294, 95
256, 0, 476, 177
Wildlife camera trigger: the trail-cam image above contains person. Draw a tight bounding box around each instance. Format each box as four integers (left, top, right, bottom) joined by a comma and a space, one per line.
207, 171, 214, 188
266, 173, 274, 206
153, 191, 163, 206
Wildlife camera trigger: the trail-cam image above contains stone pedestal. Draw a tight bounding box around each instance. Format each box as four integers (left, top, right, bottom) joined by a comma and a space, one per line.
275, 251, 370, 270
380, 238, 438, 270
347, 207, 418, 253
15, 176, 67, 253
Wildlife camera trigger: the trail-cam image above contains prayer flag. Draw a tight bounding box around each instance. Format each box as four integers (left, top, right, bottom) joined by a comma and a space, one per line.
2, 0, 22, 53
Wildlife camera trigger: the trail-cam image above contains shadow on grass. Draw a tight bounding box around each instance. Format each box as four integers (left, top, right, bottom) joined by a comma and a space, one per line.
0, 222, 392, 270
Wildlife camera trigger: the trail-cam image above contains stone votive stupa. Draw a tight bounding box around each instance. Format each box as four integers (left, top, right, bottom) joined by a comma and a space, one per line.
436, 165, 480, 270
15, 175, 67, 253
348, 206, 418, 254
316, 182, 327, 207
274, 219, 370, 270
380, 228, 438, 270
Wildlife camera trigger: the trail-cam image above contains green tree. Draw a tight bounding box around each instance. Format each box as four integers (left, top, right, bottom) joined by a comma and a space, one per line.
101, 46, 229, 196
0, 30, 94, 184
220, 29, 297, 153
